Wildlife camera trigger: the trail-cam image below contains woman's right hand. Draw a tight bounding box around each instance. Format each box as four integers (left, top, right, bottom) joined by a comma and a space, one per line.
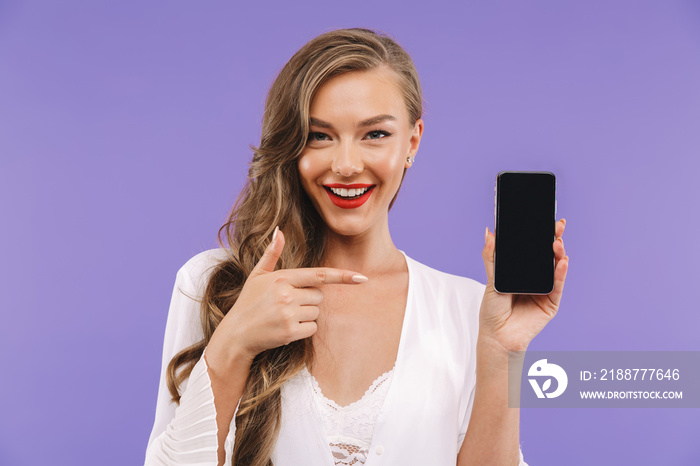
205, 227, 368, 370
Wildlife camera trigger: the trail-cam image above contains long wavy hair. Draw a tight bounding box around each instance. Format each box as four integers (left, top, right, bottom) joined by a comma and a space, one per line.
166, 28, 423, 465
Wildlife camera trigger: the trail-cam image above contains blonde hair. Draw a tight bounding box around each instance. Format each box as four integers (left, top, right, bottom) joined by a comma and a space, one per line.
166, 28, 423, 465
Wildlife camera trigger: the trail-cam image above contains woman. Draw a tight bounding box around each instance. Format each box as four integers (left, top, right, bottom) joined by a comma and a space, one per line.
145, 28, 568, 466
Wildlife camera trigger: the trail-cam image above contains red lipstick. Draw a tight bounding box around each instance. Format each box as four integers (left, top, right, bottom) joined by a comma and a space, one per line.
324, 185, 375, 209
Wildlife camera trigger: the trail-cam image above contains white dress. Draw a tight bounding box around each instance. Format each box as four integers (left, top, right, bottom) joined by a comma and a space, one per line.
307, 365, 395, 465
145, 248, 529, 465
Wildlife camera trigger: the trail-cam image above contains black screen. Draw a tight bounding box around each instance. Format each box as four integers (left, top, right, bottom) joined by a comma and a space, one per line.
494, 171, 556, 294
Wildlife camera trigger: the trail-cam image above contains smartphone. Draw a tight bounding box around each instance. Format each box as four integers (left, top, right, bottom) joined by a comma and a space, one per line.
494, 171, 556, 294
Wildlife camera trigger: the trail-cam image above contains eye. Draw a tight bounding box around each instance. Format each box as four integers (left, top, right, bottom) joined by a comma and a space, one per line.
364, 130, 391, 140
308, 132, 331, 141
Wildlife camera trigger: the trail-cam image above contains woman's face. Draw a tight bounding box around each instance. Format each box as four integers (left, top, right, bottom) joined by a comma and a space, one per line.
297, 67, 423, 239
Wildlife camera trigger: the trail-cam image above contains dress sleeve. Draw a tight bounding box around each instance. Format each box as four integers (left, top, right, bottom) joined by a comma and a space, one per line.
144, 261, 240, 465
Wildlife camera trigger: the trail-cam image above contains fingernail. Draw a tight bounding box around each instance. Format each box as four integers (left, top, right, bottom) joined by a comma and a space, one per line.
561, 218, 566, 226
272, 225, 279, 243
484, 227, 489, 244
352, 274, 368, 283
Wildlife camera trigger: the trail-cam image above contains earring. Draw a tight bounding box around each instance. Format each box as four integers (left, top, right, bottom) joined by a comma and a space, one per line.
406, 156, 415, 164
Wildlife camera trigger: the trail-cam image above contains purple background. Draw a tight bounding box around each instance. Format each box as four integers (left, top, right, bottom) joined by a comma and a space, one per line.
1, 1, 699, 464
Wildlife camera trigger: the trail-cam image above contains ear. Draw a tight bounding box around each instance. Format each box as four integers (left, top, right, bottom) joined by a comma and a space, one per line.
405, 118, 424, 168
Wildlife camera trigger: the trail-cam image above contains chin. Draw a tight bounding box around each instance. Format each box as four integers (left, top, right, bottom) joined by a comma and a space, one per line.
317, 213, 364, 235
325, 222, 369, 238
323, 213, 387, 239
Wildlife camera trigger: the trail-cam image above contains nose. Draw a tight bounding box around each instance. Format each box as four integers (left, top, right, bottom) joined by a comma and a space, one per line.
331, 141, 363, 177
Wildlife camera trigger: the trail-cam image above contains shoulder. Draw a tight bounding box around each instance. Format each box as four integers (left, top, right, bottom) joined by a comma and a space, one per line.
177, 248, 231, 295
402, 251, 485, 339
154, 249, 233, 374
403, 252, 486, 302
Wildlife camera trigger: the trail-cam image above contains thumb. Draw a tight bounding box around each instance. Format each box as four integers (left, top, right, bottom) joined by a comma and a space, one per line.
251, 226, 285, 276
482, 227, 495, 287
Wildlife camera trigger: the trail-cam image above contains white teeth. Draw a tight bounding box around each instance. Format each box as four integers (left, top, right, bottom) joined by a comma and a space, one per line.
329, 186, 369, 197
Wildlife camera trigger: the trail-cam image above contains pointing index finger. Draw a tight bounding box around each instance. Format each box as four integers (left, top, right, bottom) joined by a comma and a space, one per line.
251, 226, 284, 276
288, 268, 368, 287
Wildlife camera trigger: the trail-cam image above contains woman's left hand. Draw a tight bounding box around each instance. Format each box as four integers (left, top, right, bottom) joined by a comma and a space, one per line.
478, 219, 569, 352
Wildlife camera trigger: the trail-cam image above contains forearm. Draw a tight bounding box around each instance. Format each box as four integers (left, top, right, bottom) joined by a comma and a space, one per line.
457, 335, 523, 466
204, 348, 252, 466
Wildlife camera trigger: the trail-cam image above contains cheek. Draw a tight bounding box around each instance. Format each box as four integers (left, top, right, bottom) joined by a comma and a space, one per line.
373, 148, 406, 179
297, 154, 321, 187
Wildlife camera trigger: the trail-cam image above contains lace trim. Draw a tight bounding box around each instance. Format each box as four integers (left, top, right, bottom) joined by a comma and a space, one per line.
305, 366, 395, 410
305, 366, 395, 465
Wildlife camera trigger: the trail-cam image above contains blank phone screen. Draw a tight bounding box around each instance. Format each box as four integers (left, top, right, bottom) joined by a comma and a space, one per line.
495, 172, 556, 294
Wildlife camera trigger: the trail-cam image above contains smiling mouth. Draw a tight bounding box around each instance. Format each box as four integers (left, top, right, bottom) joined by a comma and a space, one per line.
325, 186, 373, 199
323, 185, 376, 209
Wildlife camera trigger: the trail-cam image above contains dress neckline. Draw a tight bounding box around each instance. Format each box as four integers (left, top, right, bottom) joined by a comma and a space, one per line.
303, 364, 396, 410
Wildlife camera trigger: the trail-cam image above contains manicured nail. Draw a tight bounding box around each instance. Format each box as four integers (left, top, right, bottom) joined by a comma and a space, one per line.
272, 225, 279, 243
352, 274, 368, 283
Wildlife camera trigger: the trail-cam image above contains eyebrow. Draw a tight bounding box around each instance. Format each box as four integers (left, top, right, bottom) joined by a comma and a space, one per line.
309, 114, 397, 129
